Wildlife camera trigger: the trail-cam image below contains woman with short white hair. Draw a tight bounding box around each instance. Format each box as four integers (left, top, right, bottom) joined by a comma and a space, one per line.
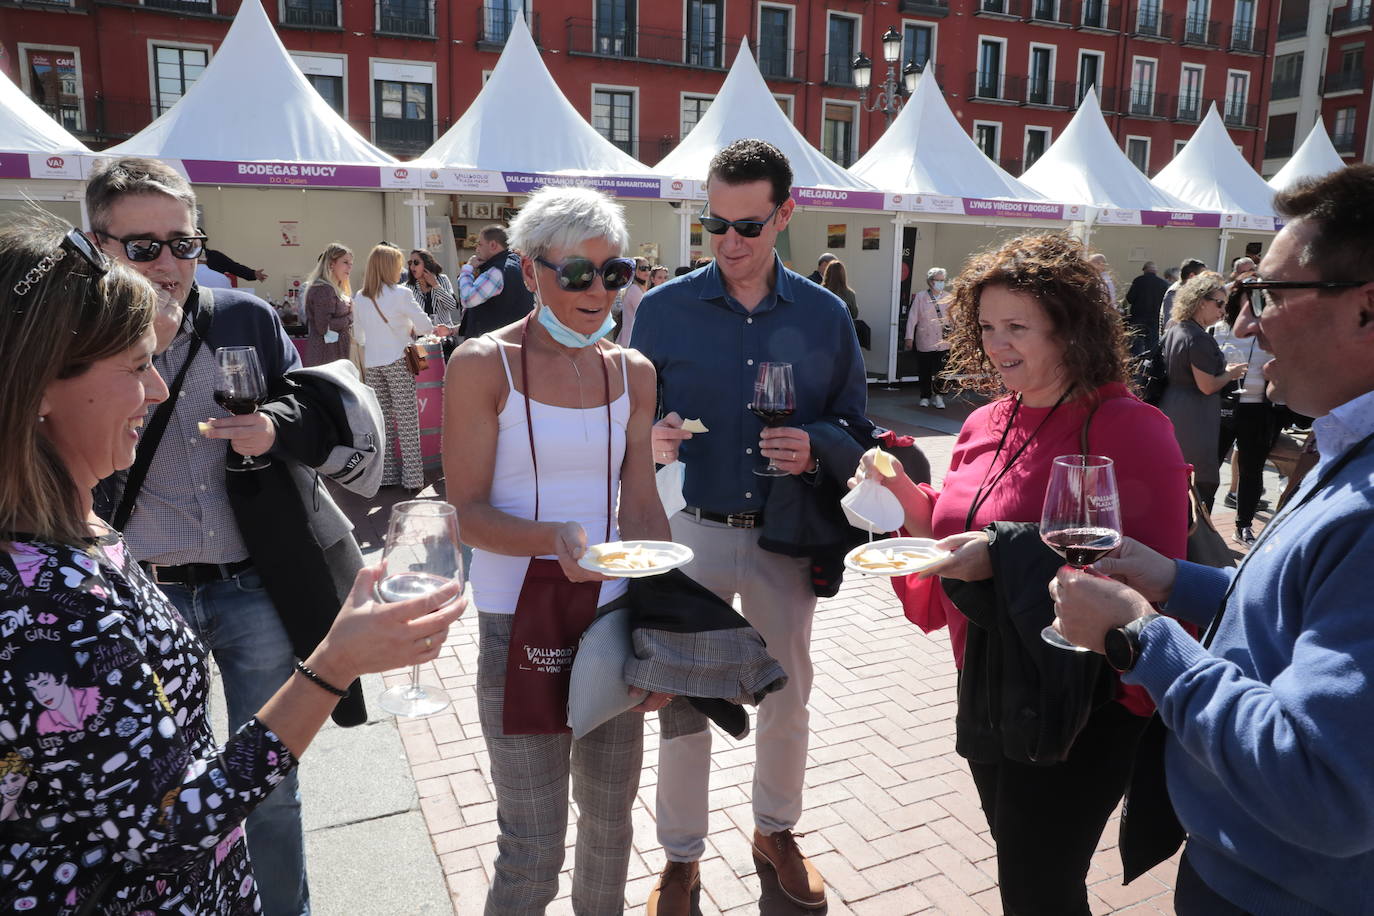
443, 185, 671, 914
904, 265, 953, 408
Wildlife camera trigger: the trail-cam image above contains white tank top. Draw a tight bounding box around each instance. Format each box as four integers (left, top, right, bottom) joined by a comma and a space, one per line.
469, 341, 631, 614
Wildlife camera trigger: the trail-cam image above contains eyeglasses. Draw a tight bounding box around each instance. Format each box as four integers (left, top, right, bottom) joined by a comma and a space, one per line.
534, 255, 637, 291
409, 260, 423, 267
1230, 277, 1371, 317
636, 265, 650, 272
96, 231, 208, 263
12, 227, 109, 297
698, 200, 785, 238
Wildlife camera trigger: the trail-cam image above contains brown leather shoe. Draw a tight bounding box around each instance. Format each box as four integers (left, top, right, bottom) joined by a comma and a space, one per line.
646, 860, 700, 916
752, 828, 826, 908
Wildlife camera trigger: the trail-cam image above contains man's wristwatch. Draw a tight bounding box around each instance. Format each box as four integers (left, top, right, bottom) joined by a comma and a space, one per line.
1104, 612, 1162, 673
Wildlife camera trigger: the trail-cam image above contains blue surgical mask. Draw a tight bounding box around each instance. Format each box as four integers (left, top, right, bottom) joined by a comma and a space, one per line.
533, 272, 616, 348
931, 280, 946, 292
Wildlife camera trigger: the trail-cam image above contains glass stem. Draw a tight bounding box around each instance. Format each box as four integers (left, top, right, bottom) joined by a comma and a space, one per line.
407, 662, 422, 696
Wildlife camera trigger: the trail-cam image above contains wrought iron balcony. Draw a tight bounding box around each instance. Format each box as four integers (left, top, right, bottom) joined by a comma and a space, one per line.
1333, 130, 1359, 153
1131, 7, 1173, 38
565, 18, 738, 70
970, 70, 1011, 102
1270, 76, 1302, 100
899, 0, 950, 17
1265, 135, 1295, 158
1127, 87, 1165, 117
283, 0, 338, 28
823, 52, 856, 86
1323, 68, 1368, 94
1229, 23, 1267, 51
374, 117, 436, 157
1075, 0, 1121, 30
1180, 16, 1220, 45
1175, 94, 1203, 123
377, 0, 434, 37
1330, 3, 1373, 32
976, 0, 1024, 18
1222, 99, 1259, 128
142, 0, 219, 14
1028, 0, 1072, 26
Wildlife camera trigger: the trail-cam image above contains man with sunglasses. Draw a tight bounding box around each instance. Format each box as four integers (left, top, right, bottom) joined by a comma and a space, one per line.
85, 157, 369, 916
631, 139, 869, 914
1051, 165, 1374, 915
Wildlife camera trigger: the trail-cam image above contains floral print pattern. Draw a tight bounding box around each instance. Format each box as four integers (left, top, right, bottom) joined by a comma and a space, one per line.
0, 534, 297, 914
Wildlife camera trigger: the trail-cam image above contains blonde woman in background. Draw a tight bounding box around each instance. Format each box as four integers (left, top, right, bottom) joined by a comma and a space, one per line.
303, 242, 354, 367
352, 244, 441, 491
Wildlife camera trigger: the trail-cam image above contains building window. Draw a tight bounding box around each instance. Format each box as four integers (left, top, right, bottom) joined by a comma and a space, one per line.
974, 121, 1000, 160
1174, 138, 1189, 156
1137, 0, 1161, 33
1333, 106, 1358, 152
291, 54, 345, 115
1081, 0, 1106, 28
1225, 71, 1249, 124
826, 14, 858, 85
374, 78, 432, 155
284, 0, 337, 28
978, 39, 1003, 99
483, 0, 530, 43
1028, 46, 1053, 105
1179, 64, 1204, 119
1233, 0, 1256, 46
596, 0, 636, 56
822, 102, 856, 166
904, 23, 933, 70
774, 93, 794, 121
306, 74, 344, 114
759, 5, 792, 78
686, 0, 723, 68
681, 94, 712, 138
593, 87, 635, 155
1184, 0, 1210, 42
1341, 45, 1364, 76
21, 47, 83, 131
1130, 58, 1156, 115
377, 0, 433, 36
152, 45, 208, 116
1077, 51, 1102, 103
1126, 136, 1150, 172
1031, 0, 1058, 22
1265, 112, 1296, 158
1271, 52, 1303, 99
1024, 127, 1050, 169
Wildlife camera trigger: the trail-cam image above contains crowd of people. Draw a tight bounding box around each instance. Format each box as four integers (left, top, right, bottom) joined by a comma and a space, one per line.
2, 144, 1371, 916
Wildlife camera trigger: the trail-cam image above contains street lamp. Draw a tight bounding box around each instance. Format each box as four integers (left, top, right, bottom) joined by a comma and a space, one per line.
852, 27, 921, 126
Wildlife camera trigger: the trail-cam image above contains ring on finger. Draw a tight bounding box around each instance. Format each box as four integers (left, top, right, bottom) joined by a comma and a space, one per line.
424, 636, 433, 649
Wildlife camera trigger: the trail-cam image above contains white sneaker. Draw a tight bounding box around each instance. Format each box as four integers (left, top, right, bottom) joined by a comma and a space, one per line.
933, 395, 946, 409
919, 398, 931, 408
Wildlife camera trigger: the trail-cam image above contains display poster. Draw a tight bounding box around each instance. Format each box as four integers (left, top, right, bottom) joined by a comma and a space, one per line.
826, 224, 847, 249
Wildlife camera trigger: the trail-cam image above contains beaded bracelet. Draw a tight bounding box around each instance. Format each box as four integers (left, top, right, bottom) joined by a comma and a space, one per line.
294, 659, 349, 698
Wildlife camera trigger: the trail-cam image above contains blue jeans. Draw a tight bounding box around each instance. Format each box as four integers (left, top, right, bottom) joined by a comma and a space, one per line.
161, 568, 310, 916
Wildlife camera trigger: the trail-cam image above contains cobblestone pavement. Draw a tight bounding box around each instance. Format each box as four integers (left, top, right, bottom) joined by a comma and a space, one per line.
365, 388, 1286, 914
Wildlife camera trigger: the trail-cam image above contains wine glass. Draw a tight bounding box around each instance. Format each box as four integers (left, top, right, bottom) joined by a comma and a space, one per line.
213, 346, 271, 472
749, 362, 796, 478
1040, 455, 1123, 652
377, 500, 464, 717
1222, 342, 1249, 396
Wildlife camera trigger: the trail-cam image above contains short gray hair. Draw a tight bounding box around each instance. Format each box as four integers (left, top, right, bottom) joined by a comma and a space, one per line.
507, 186, 628, 261
86, 157, 197, 234
926, 266, 947, 282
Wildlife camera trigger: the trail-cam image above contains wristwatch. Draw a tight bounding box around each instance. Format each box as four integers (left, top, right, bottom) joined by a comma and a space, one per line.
1104, 613, 1162, 673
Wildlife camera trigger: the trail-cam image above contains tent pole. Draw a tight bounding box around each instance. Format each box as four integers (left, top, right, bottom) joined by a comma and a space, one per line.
1216, 229, 1233, 273
404, 189, 430, 252
885, 212, 908, 388
677, 204, 692, 268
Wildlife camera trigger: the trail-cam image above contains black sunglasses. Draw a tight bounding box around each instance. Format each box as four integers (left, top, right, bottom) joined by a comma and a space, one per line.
12, 227, 109, 297
1230, 277, 1370, 316
698, 200, 785, 238
96, 231, 208, 263
535, 255, 637, 291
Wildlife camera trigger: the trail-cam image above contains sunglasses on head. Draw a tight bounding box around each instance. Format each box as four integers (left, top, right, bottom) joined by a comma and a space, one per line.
535, 255, 637, 291
12, 227, 109, 298
96, 232, 207, 263
1229, 276, 1370, 317
698, 200, 785, 238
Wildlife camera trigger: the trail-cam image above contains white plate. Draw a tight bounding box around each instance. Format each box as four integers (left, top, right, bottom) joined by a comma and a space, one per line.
844, 537, 950, 577
578, 540, 694, 578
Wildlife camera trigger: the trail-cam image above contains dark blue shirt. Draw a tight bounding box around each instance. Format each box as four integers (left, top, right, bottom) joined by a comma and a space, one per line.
630, 254, 868, 514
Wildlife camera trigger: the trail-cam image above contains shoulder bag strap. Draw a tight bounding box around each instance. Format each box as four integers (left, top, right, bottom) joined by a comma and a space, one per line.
112, 288, 214, 531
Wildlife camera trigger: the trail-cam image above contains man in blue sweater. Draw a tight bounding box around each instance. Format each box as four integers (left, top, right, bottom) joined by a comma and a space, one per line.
1051, 165, 1374, 915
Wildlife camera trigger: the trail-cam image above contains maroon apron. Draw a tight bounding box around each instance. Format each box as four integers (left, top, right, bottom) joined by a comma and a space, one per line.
502, 317, 614, 735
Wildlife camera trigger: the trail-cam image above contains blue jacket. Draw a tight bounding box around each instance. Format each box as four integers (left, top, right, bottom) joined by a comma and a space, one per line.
1126, 391, 1374, 915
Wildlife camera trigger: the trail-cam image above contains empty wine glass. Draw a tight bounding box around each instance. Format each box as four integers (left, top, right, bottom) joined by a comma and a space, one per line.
376, 500, 463, 717
1222, 342, 1250, 396
749, 362, 796, 478
1040, 455, 1123, 652
213, 346, 270, 472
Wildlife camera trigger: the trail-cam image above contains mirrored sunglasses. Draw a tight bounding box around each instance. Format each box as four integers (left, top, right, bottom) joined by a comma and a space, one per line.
99, 232, 208, 263
698, 200, 784, 238
535, 255, 636, 291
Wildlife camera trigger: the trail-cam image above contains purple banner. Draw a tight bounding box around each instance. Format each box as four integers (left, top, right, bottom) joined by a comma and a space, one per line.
793, 187, 888, 209
182, 160, 384, 188
1140, 210, 1222, 228
501, 171, 663, 198
0, 153, 30, 179
962, 197, 1067, 221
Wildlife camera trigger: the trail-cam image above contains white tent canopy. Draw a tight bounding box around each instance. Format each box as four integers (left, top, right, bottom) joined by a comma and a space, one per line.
1269, 118, 1347, 192
104, 0, 393, 165
0, 69, 90, 156
653, 41, 875, 191
415, 14, 646, 174
1020, 88, 1195, 214
850, 72, 1045, 201
1152, 105, 1275, 218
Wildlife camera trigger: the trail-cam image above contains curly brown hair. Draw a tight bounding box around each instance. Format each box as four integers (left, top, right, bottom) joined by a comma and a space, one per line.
943, 234, 1132, 400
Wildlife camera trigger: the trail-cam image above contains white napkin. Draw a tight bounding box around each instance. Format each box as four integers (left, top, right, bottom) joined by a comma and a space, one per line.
323, 329, 340, 344
841, 479, 905, 534
656, 461, 686, 518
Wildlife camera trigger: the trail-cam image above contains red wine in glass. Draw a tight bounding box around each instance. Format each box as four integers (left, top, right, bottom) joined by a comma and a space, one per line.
213, 346, 271, 472
751, 362, 796, 478
1040, 455, 1123, 652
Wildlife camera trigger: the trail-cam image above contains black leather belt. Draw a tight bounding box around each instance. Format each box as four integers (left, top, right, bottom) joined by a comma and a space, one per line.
142, 558, 254, 587
683, 507, 764, 529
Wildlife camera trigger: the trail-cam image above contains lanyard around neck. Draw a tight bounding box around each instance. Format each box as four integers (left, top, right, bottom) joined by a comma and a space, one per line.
964, 389, 1070, 531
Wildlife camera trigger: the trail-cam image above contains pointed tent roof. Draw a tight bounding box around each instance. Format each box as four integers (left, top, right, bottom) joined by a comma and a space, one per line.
849, 71, 1045, 200
1019, 88, 1194, 212
416, 14, 647, 173
1151, 105, 1275, 217
105, 0, 393, 164
652, 41, 875, 191
1269, 118, 1347, 192
0, 69, 90, 155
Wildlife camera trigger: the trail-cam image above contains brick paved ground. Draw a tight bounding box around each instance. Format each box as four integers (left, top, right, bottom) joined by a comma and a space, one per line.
371, 388, 1289, 914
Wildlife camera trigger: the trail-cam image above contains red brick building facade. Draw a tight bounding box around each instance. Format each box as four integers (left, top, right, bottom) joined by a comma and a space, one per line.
3, 0, 1278, 177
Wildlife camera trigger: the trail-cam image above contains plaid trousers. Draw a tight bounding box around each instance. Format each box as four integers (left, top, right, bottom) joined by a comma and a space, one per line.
364, 357, 423, 489
476, 610, 643, 915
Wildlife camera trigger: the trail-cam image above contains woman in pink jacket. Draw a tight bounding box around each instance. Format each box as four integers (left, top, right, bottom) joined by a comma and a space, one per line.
904, 266, 952, 408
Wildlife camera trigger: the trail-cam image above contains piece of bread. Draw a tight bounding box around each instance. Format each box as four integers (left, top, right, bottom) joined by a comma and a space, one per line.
681, 418, 709, 434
